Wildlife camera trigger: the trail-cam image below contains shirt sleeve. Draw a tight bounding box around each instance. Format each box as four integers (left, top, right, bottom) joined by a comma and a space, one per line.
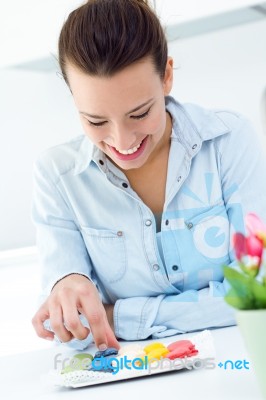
113, 284, 235, 340
216, 111, 266, 232
31, 157, 94, 296
113, 114, 266, 340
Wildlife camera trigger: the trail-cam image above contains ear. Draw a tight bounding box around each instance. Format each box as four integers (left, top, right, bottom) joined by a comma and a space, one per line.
163, 57, 174, 96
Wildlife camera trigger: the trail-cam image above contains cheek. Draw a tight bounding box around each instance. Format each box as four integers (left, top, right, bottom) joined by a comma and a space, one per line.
146, 110, 166, 135
81, 121, 106, 144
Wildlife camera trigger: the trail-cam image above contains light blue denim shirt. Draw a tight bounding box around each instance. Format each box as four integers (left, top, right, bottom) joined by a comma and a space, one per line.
31, 96, 266, 349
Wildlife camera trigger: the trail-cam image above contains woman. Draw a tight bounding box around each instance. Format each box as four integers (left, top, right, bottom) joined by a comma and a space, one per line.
31, 0, 266, 351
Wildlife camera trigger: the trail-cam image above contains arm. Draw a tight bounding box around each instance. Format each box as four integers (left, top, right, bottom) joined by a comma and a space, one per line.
31, 157, 119, 349
31, 159, 93, 294
111, 114, 266, 340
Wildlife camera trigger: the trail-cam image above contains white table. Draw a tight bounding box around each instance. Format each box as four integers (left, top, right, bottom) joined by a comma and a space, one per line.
0, 326, 264, 400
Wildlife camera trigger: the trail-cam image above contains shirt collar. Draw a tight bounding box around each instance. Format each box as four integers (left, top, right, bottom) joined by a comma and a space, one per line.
165, 95, 231, 145
73, 136, 105, 175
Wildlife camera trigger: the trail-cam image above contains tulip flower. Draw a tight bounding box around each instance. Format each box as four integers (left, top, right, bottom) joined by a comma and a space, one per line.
233, 233, 247, 260
233, 232, 263, 277
245, 213, 266, 247
224, 213, 266, 311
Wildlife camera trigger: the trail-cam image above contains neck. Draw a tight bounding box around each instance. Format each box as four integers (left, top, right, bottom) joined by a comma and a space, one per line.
138, 110, 172, 171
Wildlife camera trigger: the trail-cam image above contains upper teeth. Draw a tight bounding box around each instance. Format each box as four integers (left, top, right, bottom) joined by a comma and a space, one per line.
116, 141, 142, 155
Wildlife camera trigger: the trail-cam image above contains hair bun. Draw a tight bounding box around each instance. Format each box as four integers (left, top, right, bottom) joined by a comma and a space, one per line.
59, 0, 167, 82
136, 0, 150, 5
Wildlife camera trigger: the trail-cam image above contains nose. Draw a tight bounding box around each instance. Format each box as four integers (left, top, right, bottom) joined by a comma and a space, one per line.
109, 123, 136, 151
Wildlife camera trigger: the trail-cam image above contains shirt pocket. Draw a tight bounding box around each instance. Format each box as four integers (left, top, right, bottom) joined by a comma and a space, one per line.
80, 226, 127, 284
185, 204, 231, 264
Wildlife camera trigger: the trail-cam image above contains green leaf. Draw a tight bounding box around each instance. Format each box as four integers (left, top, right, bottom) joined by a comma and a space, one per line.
251, 280, 266, 308
224, 287, 253, 309
223, 266, 252, 298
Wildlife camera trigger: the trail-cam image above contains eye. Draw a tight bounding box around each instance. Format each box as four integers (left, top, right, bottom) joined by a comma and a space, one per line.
131, 107, 151, 120
87, 120, 107, 127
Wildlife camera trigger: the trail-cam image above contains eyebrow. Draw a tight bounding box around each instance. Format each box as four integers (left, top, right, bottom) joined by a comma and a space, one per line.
79, 98, 154, 119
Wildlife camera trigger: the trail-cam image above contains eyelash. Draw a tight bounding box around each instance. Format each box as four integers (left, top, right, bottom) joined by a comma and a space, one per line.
132, 108, 151, 120
87, 107, 151, 127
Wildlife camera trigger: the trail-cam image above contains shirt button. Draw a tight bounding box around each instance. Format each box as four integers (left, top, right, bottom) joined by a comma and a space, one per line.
122, 182, 128, 188
172, 265, 179, 271
117, 231, 123, 237
153, 264, 160, 271
165, 219, 169, 226
99, 159, 104, 165
177, 176, 182, 182
187, 222, 193, 230
192, 144, 198, 150
145, 219, 152, 226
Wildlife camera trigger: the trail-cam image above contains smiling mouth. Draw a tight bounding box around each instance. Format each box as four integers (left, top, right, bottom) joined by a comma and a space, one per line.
115, 139, 144, 155
108, 136, 148, 161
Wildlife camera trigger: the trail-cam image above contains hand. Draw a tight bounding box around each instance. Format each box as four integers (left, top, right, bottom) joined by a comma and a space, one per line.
32, 274, 120, 350
103, 303, 115, 332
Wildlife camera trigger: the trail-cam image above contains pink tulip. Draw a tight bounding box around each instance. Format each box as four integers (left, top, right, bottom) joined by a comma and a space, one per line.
233, 233, 247, 260
233, 232, 263, 275
246, 235, 263, 263
245, 213, 266, 246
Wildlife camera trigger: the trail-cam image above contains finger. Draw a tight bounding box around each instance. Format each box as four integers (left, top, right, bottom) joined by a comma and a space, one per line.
32, 304, 54, 340
49, 304, 73, 343
104, 320, 120, 349
61, 298, 90, 340
80, 299, 108, 349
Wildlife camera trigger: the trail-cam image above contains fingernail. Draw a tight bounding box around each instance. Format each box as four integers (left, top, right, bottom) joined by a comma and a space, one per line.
45, 336, 54, 341
98, 343, 107, 351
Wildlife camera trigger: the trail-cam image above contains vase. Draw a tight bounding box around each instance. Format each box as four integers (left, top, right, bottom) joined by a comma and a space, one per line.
236, 309, 266, 399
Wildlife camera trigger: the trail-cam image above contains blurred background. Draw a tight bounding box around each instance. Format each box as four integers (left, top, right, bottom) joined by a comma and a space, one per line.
0, 0, 266, 355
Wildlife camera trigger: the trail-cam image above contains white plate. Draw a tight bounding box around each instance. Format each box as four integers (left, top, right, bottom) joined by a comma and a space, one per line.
49, 330, 216, 388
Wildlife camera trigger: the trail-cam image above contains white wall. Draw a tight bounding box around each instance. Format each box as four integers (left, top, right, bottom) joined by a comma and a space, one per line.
0, 70, 83, 250
1, 18, 266, 251
169, 18, 266, 139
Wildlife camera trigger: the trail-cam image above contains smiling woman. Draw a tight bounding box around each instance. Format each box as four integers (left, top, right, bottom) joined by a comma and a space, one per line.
31, 0, 266, 352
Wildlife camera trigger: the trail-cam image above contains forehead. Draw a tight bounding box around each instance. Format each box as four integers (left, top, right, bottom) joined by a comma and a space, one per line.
66, 58, 162, 112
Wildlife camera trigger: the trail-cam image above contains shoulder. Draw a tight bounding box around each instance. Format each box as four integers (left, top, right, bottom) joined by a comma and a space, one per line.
211, 109, 260, 157
33, 135, 92, 181
166, 96, 258, 146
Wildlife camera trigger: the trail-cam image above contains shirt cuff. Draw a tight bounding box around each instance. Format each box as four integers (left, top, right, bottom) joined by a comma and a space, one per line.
50, 272, 94, 292
113, 295, 165, 340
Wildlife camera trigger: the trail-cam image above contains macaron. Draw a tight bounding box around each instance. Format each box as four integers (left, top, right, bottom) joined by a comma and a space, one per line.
91, 347, 119, 373
118, 344, 145, 357
145, 347, 169, 362
94, 347, 118, 359
61, 353, 93, 374
143, 342, 166, 353
166, 340, 198, 360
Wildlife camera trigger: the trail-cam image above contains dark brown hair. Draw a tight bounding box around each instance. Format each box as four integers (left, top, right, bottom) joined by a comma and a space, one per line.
58, 0, 168, 84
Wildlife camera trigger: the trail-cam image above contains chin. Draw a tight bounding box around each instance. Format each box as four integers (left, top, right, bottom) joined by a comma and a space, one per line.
117, 159, 146, 170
